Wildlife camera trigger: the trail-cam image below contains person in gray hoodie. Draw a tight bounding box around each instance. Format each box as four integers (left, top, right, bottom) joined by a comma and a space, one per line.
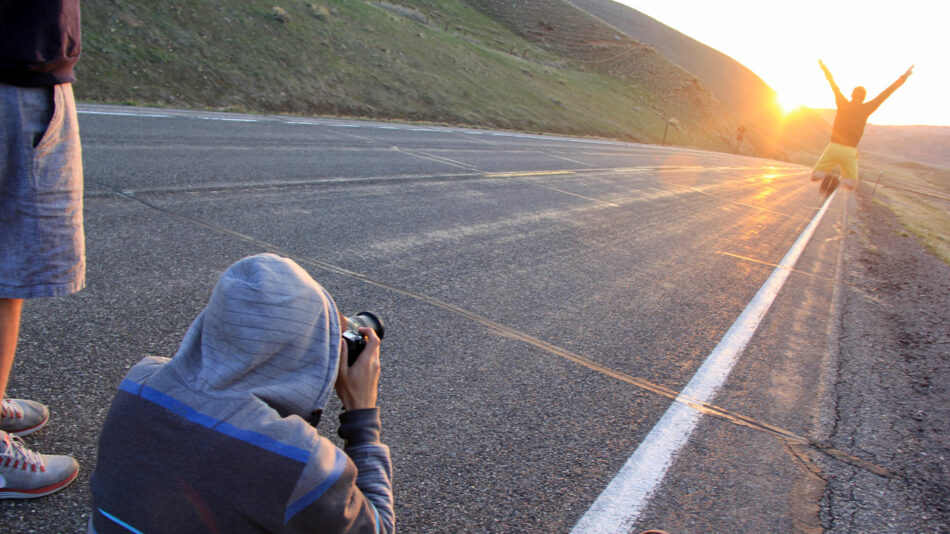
89, 253, 394, 533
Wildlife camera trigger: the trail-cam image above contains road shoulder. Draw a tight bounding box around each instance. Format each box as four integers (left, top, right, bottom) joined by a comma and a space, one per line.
820, 189, 950, 531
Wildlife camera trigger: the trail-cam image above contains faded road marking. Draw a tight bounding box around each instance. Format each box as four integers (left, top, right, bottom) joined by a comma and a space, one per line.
484, 170, 575, 177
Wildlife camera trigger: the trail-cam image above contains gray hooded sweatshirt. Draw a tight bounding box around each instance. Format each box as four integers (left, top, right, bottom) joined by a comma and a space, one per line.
89, 254, 394, 533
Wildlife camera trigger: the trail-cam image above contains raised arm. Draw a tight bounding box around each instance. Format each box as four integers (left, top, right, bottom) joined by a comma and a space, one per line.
866, 65, 914, 112
819, 59, 847, 107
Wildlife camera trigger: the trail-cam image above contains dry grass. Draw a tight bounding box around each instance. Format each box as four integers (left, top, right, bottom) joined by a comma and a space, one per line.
860, 158, 950, 264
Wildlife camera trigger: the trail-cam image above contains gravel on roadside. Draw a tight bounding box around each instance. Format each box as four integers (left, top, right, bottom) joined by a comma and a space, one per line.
820, 189, 950, 532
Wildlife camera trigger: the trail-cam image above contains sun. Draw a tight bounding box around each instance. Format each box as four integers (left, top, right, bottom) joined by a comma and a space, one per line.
775, 91, 804, 115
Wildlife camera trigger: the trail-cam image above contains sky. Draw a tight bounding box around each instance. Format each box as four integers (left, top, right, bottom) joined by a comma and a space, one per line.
613, 1, 948, 126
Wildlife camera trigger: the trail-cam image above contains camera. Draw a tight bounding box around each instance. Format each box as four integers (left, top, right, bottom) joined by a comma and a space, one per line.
342, 311, 385, 366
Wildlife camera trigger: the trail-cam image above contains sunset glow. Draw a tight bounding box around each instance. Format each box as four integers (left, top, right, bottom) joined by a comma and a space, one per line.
614, 1, 948, 126
775, 91, 804, 116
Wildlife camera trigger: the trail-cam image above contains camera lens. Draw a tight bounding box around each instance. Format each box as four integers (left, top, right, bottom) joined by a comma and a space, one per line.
344, 311, 384, 366
349, 312, 385, 340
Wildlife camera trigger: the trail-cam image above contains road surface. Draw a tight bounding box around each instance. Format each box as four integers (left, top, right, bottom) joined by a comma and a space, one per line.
4, 105, 855, 532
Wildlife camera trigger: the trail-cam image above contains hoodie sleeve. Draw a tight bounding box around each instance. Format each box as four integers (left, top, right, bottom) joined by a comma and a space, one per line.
282, 410, 393, 534
338, 409, 395, 534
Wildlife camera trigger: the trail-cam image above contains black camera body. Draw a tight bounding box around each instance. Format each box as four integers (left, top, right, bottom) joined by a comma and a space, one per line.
343, 311, 385, 366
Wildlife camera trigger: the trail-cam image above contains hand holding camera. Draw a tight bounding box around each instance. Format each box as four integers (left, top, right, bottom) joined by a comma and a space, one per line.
336, 312, 385, 411
342, 312, 385, 366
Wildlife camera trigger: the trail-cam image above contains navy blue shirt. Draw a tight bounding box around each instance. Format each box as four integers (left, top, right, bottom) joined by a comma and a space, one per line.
0, 0, 82, 86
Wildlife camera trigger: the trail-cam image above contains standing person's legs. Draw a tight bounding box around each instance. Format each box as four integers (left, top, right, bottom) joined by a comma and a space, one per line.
0, 298, 23, 400
0, 82, 83, 498
0, 297, 48, 436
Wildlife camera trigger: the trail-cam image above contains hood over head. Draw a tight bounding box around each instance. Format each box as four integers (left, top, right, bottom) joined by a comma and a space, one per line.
168, 254, 342, 420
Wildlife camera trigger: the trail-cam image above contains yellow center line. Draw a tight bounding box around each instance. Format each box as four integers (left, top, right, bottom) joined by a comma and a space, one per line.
484, 170, 575, 178
535, 185, 621, 207
719, 251, 843, 284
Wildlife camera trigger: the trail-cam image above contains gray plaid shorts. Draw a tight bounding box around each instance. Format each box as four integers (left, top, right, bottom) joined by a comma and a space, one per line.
0, 82, 85, 298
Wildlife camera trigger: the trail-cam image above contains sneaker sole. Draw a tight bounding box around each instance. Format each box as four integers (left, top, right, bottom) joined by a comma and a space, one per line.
0, 464, 79, 499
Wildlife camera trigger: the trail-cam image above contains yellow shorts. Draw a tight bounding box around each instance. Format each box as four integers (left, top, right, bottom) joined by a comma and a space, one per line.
812, 142, 858, 180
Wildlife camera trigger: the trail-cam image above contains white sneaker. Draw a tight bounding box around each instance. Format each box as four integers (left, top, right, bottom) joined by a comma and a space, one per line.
0, 430, 78, 499
1, 398, 50, 437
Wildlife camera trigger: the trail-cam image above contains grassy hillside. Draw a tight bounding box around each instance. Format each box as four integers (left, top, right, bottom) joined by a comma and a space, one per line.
74, 0, 737, 151
464, 0, 738, 150
567, 0, 779, 124
566, 0, 831, 159
862, 126, 950, 168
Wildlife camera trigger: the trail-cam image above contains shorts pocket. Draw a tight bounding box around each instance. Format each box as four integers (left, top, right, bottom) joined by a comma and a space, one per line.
33, 85, 65, 150
32, 84, 82, 194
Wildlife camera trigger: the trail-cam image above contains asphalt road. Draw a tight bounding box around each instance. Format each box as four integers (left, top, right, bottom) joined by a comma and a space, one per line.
3, 105, 852, 532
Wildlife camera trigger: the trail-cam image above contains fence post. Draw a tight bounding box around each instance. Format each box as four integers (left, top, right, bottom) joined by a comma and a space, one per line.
662, 117, 676, 146
871, 171, 883, 196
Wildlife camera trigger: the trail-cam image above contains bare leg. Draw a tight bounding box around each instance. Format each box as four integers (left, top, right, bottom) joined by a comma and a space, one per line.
811, 170, 827, 182
0, 298, 24, 401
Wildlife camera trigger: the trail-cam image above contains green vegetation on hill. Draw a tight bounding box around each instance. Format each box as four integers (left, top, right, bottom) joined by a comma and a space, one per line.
75, 0, 735, 151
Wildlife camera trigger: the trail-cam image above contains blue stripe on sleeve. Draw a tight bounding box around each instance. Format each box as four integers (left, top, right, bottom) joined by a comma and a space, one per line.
284, 448, 347, 523
119, 379, 310, 463
97, 508, 144, 534
371, 500, 380, 534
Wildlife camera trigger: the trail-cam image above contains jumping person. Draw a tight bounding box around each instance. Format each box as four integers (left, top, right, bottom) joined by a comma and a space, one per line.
811, 60, 913, 194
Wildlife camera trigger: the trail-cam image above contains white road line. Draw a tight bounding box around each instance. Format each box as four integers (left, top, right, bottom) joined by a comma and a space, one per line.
198, 116, 259, 122
572, 191, 837, 534
78, 109, 260, 123
78, 110, 172, 118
